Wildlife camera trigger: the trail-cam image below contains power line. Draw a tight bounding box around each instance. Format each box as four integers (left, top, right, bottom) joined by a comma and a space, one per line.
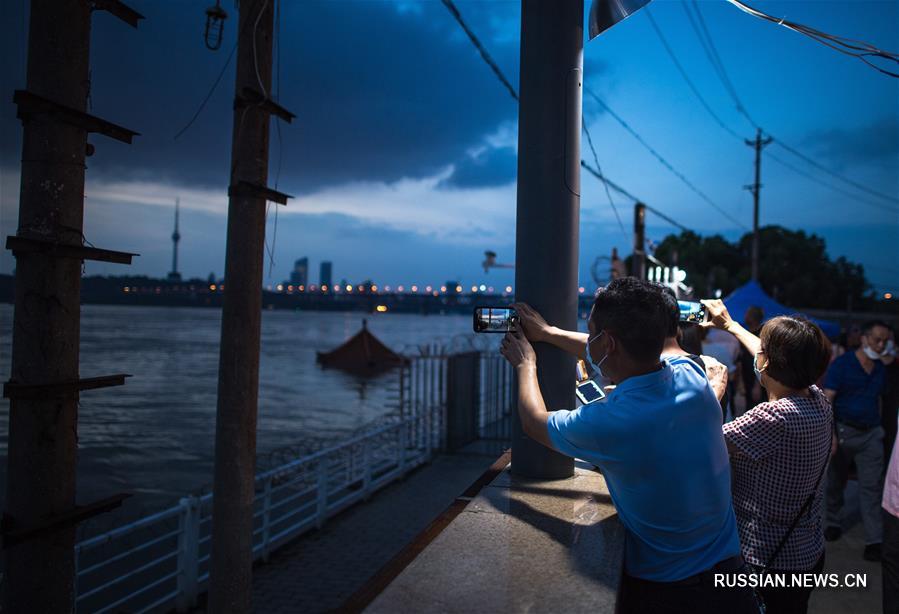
678, 2, 899, 208
586, 87, 748, 230
580, 161, 640, 202
582, 118, 628, 242
644, 9, 746, 141
441, 0, 655, 238
723, 0, 899, 78
440, 0, 518, 102
765, 150, 899, 214
683, 0, 759, 130
772, 141, 899, 206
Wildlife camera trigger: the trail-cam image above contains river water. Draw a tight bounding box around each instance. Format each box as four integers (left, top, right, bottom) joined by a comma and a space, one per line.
0, 304, 503, 528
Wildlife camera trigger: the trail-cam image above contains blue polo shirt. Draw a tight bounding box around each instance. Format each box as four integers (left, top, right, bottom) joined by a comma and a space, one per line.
546, 357, 740, 582
824, 351, 885, 427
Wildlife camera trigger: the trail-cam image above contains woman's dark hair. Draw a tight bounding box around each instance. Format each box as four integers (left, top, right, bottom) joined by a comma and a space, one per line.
759, 315, 832, 389
591, 277, 668, 362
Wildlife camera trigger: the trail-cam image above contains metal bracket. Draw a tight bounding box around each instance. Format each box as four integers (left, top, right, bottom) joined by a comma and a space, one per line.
13, 90, 140, 144
228, 181, 292, 205
4, 374, 131, 400
6, 235, 138, 265
235, 87, 296, 123
90, 0, 144, 28
2, 493, 132, 549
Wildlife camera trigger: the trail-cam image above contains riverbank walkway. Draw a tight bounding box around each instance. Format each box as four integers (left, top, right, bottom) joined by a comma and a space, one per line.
193, 450, 881, 613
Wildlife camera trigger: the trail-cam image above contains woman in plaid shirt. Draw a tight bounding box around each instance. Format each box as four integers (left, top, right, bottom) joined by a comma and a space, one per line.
702, 300, 833, 614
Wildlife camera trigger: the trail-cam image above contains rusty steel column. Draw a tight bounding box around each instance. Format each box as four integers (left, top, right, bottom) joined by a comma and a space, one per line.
3, 1, 91, 611
209, 0, 274, 611
512, 0, 583, 479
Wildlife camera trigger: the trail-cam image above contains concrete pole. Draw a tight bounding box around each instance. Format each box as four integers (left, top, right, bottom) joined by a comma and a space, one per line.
209, 0, 273, 610
4, 2, 91, 610
632, 203, 646, 279
512, 0, 583, 479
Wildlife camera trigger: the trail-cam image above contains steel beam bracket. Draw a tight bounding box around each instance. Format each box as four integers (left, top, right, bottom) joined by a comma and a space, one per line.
228, 180, 292, 205
90, 0, 144, 28
3, 374, 131, 400
1, 493, 132, 549
6, 235, 138, 265
13, 90, 140, 144
235, 86, 296, 123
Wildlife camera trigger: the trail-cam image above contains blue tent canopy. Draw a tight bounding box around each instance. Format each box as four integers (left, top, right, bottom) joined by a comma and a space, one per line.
723, 281, 841, 339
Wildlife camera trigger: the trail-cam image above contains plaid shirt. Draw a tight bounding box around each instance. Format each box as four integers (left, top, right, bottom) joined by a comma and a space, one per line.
723, 386, 832, 570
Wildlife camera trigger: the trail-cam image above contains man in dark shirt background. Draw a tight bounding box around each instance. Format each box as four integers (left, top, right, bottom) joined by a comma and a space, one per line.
824, 320, 890, 561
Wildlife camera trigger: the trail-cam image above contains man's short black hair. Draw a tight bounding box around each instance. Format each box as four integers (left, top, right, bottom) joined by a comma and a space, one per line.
591, 277, 668, 363
861, 320, 890, 335
658, 285, 679, 338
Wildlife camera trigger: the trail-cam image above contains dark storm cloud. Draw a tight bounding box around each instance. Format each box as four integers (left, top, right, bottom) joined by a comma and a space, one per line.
1, 0, 523, 193
439, 145, 517, 189
802, 116, 899, 170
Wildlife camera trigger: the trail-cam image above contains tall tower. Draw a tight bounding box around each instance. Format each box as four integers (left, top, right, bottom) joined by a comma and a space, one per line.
168, 197, 182, 281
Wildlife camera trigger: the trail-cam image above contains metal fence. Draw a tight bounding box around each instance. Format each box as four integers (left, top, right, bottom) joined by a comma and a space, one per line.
72, 350, 513, 613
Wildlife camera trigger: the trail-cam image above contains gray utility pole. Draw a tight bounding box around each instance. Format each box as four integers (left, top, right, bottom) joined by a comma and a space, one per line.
170, 197, 181, 280
209, 0, 294, 610
745, 128, 772, 281
4, 1, 140, 611
513, 0, 583, 479
632, 202, 646, 279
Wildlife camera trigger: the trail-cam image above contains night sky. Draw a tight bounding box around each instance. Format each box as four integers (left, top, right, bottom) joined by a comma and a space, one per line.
1, 1, 897, 296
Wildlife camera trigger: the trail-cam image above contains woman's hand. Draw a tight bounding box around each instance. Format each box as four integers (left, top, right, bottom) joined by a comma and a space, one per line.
500, 329, 537, 370
512, 302, 551, 343
701, 299, 735, 332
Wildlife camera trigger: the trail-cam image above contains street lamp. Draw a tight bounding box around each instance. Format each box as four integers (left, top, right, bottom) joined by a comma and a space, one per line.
588, 0, 652, 39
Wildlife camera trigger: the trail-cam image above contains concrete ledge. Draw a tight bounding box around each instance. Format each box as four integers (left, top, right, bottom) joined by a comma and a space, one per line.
366, 460, 624, 613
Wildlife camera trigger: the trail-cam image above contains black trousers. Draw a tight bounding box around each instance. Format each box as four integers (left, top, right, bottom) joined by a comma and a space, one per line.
754, 551, 825, 614
885, 508, 899, 614
617, 557, 760, 614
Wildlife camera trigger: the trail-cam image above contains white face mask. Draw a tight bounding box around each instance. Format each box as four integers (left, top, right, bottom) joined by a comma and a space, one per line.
883, 339, 896, 358
862, 345, 882, 360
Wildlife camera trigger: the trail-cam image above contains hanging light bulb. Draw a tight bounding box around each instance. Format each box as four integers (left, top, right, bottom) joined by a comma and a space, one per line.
204, 1, 228, 51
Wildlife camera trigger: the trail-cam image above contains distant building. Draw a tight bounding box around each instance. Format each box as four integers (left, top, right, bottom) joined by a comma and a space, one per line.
320, 261, 333, 289
290, 257, 308, 286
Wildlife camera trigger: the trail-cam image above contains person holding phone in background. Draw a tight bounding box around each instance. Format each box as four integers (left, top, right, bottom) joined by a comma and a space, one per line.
501, 279, 757, 613
702, 299, 833, 614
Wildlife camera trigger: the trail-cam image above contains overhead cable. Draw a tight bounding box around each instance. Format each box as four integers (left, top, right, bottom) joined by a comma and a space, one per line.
644, 9, 746, 141
586, 87, 749, 230
440, 0, 519, 102
724, 0, 899, 78
765, 151, 899, 214
583, 118, 629, 242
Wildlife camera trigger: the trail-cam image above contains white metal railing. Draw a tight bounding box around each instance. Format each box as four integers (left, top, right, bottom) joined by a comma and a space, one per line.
74, 408, 439, 613
71, 350, 512, 613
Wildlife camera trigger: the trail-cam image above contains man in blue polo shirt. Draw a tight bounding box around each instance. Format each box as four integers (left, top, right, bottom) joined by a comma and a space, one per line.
824, 320, 890, 561
502, 279, 757, 613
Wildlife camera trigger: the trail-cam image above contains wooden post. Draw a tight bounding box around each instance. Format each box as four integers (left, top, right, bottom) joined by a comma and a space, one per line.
209, 0, 275, 611
4, 2, 91, 610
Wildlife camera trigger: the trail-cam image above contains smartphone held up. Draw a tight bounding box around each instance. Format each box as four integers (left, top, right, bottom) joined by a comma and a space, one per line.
473, 306, 518, 333
677, 300, 708, 324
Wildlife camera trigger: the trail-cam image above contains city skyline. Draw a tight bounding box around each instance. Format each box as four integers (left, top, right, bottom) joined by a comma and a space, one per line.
0, 1, 896, 295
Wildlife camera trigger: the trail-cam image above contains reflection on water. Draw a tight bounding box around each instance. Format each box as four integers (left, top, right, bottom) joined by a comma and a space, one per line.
0, 304, 496, 523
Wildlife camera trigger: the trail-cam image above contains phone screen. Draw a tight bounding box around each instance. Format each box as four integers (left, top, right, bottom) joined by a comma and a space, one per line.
678, 300, 707, 324
473, 307, 518, 333
576, 380, 605, 405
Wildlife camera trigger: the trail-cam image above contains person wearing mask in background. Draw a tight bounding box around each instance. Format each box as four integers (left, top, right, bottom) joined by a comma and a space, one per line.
737, 306, 765, 415
824, 320, 891, 561
882, 327, 898, 463
883, 410, 899, 614
703, 300, 832, 614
